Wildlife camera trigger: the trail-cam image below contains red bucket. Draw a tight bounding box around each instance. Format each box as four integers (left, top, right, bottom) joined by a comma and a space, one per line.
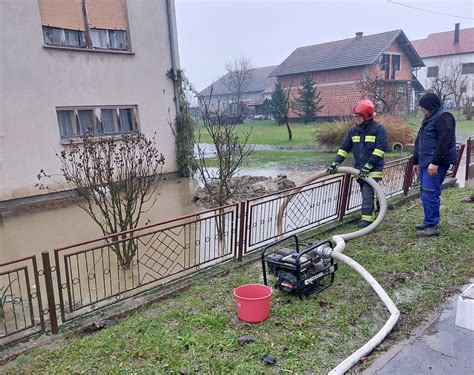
234, 284, 272, 323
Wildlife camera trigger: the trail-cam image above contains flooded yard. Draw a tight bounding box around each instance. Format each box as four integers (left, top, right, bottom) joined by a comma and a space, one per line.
1, 139, 471, 261
0, 178, 199, 261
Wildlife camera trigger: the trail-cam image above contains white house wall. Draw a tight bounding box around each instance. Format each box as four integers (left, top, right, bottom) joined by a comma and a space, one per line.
416, 53, 474, 99
0, 0, 179, 201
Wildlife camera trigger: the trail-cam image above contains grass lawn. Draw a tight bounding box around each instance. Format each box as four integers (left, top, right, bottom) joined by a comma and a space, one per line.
6, 187, 474, 374
195, 120, 331, 146
406, 112, 474, 133
196, 116, 473, 147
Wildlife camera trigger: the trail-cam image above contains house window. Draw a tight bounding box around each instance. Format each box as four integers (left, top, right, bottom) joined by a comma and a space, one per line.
56, 106, 138, 139
391, 55, 401, 80
461, 63, 474, 74
91, 29, 127, 50
108, 30, 127, 50
101, 109, 118, 133
43, 26, 86, 47
379, 54, 390, 79
427, 66, 439, 78
57, 110, 77, 138
38, 0, 129, 51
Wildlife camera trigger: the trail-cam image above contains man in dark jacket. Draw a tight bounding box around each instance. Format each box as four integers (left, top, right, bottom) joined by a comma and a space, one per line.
413, 93, 457, 237
327, 99, 388, 228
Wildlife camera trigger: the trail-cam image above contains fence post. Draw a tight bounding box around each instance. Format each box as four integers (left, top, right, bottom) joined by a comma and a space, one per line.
41, 251, 59, 334
338, 173, 351, 221
403, 157, 415, 195
237, 201, 247, 261
466, 139, 472, 181
451, 144, 465, 179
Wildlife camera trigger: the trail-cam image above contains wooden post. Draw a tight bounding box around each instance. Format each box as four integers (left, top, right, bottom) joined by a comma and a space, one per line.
338, 174, 351, 221
466, 139, 472, 181
451, 144, 465, 179
41, 251, 59, 334
403, 157, 415, 195
237, 201, 246, 261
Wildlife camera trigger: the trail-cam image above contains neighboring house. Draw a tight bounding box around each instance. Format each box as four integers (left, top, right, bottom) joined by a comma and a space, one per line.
270, 30, 424, 119
0, 0, 180, 202
197, 65, 277, 118
411, 24, 474, 104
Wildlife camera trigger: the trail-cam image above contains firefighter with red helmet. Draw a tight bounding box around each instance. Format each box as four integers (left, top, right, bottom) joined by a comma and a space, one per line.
327, 99, 388, 228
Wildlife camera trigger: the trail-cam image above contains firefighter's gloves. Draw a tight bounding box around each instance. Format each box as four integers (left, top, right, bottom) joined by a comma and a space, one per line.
359, 163, 374, 177
327, 161, 340, 174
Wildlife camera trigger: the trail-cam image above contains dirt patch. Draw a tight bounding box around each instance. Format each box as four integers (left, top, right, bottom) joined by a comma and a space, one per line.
76, 319, 117, 337
193, 175, 296, 207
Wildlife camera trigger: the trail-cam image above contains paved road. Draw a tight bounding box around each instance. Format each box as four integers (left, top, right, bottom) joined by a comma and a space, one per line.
364, 291, 474, 375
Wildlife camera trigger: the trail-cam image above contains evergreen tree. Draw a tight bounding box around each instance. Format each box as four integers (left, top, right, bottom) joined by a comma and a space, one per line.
292, 75, 324, 124
268, 82, 288, 125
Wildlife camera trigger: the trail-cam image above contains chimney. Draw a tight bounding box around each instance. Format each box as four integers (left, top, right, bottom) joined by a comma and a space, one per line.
355, 32, 363, 38
454, 23, 460, 44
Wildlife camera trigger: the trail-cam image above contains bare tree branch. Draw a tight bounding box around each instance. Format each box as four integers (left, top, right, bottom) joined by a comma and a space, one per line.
36, 133, 165, 268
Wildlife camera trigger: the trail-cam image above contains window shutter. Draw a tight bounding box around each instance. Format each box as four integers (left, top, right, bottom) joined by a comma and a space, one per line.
86, 0, 127, 30
38, 0, 85, 31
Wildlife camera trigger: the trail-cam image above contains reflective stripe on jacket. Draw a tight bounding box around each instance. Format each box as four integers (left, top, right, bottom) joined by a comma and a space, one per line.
335, 120, 388, 172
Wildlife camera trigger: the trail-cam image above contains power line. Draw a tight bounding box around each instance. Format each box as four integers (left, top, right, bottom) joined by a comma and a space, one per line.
387, 0, 474, 20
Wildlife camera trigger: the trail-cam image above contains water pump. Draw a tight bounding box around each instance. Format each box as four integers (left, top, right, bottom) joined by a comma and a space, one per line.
261, 235, 337, 298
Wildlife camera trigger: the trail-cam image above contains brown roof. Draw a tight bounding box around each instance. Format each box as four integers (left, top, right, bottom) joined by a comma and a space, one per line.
411, 27, 474, 58
270, 30, 424, 77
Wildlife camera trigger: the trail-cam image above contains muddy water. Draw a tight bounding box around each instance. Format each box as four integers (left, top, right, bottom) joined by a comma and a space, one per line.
0, 171, 317, 264
0, 177, 199, 261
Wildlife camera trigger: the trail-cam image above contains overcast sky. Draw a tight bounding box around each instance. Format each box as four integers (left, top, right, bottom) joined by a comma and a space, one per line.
175, 0, 474, 92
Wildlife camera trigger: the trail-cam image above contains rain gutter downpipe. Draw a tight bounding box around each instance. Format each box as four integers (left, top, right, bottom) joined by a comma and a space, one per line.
166, 0, 180, 114
277, 167, 400, 375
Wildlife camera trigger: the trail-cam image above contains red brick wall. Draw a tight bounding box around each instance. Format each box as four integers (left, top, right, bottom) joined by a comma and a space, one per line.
279, 66, 369, 117
277, 39, 414, 117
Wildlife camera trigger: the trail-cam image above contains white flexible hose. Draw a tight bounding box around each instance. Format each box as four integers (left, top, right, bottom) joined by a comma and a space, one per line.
328, 252, 400, 375
276, 167, 399, 375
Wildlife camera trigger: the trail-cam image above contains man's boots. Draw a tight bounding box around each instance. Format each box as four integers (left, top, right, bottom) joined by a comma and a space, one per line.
415, 223, 430, 230
357, 220, 372, 229
416, 225, 441, 237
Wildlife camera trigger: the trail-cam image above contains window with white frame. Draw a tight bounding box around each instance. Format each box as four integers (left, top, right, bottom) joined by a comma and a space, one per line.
56, 106, 138, 139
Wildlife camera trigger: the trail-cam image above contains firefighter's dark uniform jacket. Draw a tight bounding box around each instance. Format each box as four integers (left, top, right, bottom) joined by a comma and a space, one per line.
334, 119, 388, 178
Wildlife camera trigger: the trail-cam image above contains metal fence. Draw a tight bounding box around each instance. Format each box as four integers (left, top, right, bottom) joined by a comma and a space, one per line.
245, 176, 343, 252
0, 148, 466, 345
52, 204, 239, 322
0, 256, 44, 345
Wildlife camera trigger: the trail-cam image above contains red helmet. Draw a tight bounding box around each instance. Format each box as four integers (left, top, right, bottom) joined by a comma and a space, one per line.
352, 99, 376, 121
